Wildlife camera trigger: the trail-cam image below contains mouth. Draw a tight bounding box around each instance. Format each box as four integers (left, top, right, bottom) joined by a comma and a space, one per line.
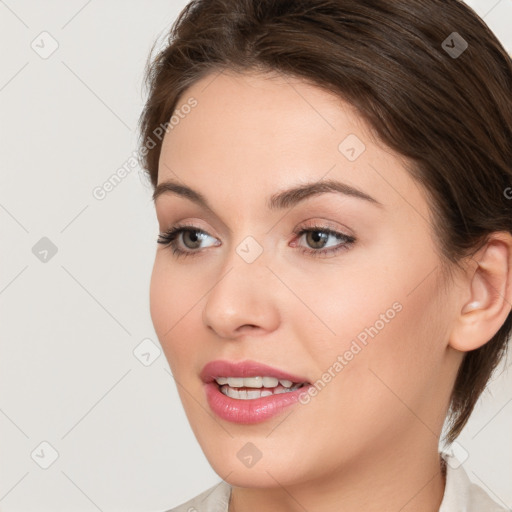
200, 360, 312, 423
214, 376, 308, 400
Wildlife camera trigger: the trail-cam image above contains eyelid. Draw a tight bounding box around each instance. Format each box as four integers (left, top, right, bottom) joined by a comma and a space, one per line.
156, 222, 220, 254
155, 202, 232, 237
294, 218, 354, 237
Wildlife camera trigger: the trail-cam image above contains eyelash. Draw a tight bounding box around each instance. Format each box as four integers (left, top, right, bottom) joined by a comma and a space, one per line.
157, 223, 356, 259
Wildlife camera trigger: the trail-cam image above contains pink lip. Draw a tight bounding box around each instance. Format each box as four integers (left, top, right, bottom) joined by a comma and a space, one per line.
200, 359, 309, 383
201, 359, 312, 424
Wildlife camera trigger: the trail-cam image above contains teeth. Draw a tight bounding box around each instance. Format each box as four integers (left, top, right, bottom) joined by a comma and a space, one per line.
227, 377, 244, 387
214, 376, 297, 388
218, 382, 304, 400
262, 377, 279, 388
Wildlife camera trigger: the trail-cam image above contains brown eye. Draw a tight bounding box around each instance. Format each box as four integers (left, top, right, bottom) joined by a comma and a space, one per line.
304, 230, 329, 249
157, 225, 219, 258
294, 226, 356, 258
181, 229, 204, 249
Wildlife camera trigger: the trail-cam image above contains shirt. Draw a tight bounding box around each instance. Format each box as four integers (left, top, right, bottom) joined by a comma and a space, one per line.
163, 451, 510, 512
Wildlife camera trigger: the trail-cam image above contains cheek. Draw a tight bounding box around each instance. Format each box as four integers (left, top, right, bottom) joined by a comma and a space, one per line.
277, 247, 411, 367
149, 257, 170, 342
289, 239, 448, 399
304, 257, 448, 436
302, 233, 444, 361
149, 257, 197, 372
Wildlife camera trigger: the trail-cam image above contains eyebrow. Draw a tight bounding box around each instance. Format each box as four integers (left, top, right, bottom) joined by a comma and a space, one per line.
153, 178, 383, 212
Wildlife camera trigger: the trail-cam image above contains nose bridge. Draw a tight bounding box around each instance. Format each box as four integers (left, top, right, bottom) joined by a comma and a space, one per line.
202, 233, 279, 337
219, 213, 272, 279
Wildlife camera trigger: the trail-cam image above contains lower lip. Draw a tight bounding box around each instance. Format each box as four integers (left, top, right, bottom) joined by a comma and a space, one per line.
204, 382, 311, 424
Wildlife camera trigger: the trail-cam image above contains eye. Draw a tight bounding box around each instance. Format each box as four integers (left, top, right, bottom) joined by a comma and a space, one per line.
292, 225, 356, 258
157, 224, 220, 258
157, 223, 356, 259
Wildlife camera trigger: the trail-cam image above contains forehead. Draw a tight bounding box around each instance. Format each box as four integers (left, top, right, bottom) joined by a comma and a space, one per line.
157, 70, 430, 225
165, 69, 365, 152
161, 69, 367, 166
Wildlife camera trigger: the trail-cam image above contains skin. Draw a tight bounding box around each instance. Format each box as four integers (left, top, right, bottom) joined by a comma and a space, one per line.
150, 70, 512, 512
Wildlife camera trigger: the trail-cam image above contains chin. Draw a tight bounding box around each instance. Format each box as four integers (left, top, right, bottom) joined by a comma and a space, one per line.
213, 460, 301, 488
196, 436, 313, 488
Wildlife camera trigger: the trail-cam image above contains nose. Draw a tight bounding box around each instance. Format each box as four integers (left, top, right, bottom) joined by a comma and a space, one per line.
202, 252, 281, 340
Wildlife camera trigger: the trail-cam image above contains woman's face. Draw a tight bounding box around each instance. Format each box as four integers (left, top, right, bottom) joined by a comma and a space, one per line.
150, 70, 463, 487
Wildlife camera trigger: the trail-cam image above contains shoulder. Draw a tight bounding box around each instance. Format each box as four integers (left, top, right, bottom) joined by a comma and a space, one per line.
162, 480, 232, 512
439, 450, 511, 512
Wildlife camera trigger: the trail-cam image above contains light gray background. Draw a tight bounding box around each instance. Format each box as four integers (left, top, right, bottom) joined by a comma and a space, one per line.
0, 1, 511, 511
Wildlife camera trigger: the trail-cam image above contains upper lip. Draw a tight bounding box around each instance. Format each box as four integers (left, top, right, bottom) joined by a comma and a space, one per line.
200, 360, 310, 384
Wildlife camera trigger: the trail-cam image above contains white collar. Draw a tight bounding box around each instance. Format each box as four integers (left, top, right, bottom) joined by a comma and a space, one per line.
439, 450, 509, 511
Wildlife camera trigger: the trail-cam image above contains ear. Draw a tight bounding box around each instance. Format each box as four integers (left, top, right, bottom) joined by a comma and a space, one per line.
449, 232, 512, 352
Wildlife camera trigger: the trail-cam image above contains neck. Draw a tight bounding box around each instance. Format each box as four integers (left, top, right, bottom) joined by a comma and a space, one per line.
228, 437, 446, 512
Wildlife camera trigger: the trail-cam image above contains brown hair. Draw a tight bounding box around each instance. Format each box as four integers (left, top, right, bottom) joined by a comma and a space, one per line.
138, 0, 512, 444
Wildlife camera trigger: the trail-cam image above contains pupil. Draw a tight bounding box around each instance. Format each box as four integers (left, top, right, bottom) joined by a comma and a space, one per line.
185, 230, 200, 248
308, 230, 326, 248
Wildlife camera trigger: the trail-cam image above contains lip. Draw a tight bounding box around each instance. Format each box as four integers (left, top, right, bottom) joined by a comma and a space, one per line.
201, 359, 312, 424
200, 359, 310, 384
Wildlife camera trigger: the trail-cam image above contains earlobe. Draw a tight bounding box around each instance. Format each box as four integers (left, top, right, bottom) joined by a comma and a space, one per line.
449, 233, 512, 352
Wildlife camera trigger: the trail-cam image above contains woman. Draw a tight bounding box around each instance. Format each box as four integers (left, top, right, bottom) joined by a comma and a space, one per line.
138, 0, 512, 510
